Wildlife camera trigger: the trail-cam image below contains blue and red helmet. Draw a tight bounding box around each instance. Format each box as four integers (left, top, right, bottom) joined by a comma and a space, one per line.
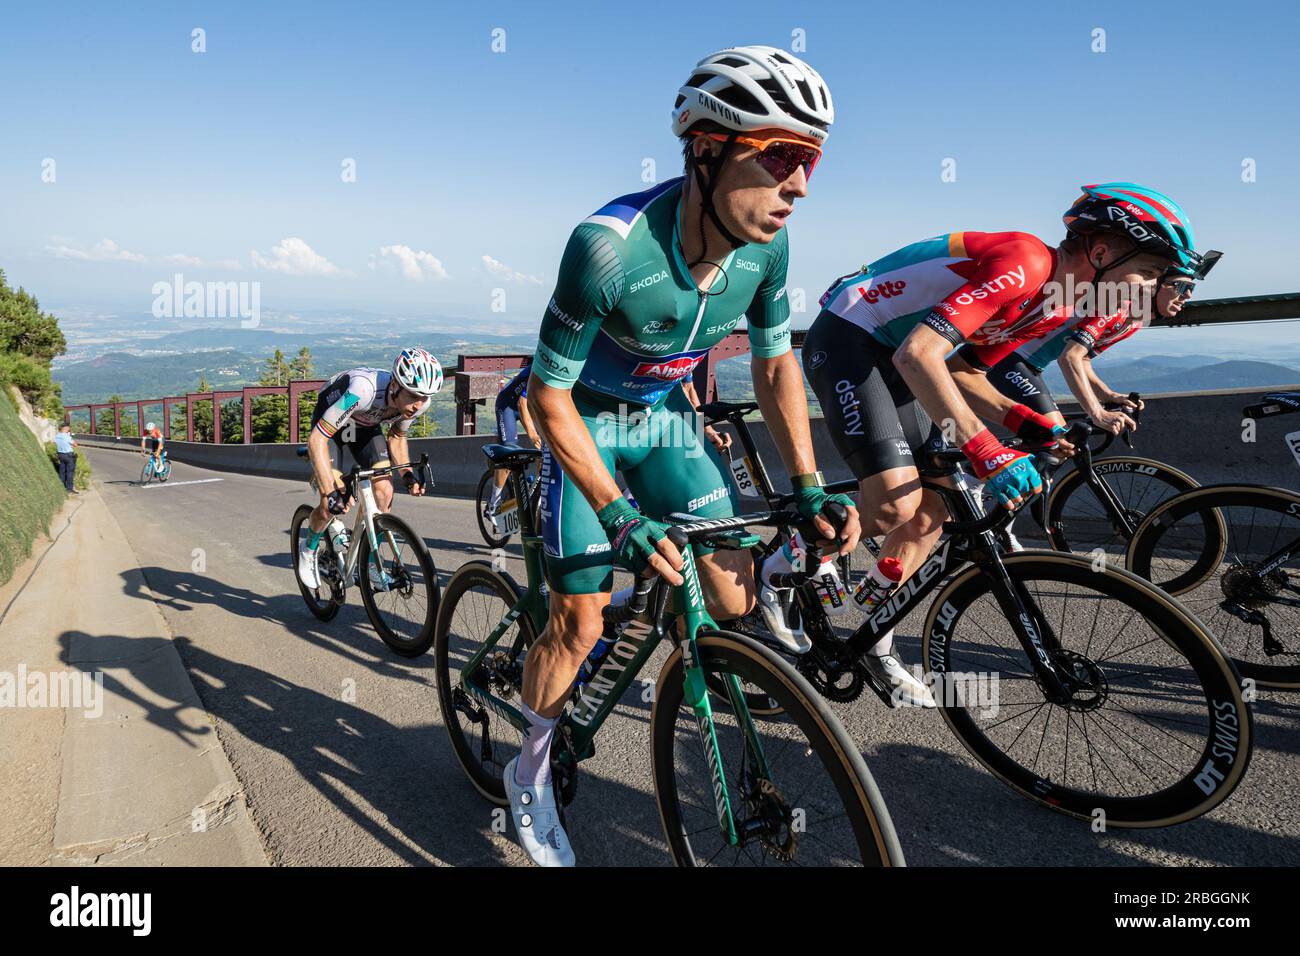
1064, 183, 1202, 273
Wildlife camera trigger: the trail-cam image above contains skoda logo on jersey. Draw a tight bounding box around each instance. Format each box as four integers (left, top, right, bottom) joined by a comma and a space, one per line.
632, 356, 700, 382
629, 270, 670, 294
734, 259, 760, 273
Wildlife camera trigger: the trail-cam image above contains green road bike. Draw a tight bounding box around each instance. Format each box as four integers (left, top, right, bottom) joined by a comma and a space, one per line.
434, 444, 905, 867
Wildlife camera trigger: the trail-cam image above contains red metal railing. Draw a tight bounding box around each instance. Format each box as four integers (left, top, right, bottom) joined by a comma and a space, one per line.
65, 381, 327, 443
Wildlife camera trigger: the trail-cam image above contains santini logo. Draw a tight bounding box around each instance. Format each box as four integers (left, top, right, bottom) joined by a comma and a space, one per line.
50, 886, 151, 936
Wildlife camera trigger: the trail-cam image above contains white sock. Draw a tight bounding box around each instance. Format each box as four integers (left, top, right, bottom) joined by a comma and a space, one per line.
868, 628, 895, 658
489, 485, 503, 506
516, 701, 556, 788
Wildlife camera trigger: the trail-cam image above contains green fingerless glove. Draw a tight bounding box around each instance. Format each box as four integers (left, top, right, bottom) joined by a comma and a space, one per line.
793, 484, 855, 523
596, 497, 668, 576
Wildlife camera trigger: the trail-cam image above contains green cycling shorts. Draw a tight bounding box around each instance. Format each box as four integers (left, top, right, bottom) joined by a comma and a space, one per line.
539, 385, 739, 594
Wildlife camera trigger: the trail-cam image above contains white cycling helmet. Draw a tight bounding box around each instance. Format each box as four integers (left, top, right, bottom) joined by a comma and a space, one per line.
672, 45, 834, 145
392, 347, 443, 397
145, 422, 157, 431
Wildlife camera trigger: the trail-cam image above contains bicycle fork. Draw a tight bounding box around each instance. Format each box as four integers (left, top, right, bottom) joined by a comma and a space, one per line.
677, 547, 772, 847
978, 545, 1075, 704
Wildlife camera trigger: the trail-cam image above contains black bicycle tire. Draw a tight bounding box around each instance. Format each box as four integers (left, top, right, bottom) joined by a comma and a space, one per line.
652, 630, 905, 867
359, 512, 440, 657
475, 469, 512, 549
922, 550, 1251, 827
1045, 455, 1199, 558
290, 504, 341, 622
1127, 484, 1300, 688
434, 560, 536, 805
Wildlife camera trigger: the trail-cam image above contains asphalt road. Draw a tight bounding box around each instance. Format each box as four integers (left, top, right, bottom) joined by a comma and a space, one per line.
85, 447, 1300, 866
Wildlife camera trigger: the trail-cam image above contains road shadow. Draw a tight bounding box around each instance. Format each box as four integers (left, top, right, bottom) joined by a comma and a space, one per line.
56, 626, 670, 866
121, 564, 433, 675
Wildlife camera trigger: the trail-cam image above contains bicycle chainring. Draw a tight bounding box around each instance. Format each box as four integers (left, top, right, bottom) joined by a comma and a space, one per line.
797, 651, 866, 703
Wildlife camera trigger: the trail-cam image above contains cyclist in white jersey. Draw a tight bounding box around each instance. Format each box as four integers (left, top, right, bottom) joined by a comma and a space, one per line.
297, 348, 443, 588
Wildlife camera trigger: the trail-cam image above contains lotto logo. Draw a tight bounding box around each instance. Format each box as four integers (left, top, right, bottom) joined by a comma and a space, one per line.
857, 280, 906, 304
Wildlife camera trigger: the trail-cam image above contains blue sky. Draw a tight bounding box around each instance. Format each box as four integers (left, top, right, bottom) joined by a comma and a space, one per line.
3, 0, 1299, 353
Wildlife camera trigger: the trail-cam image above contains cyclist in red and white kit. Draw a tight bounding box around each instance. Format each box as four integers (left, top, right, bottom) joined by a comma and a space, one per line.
802, 183, 1216, 705
988, 254, 1219, 433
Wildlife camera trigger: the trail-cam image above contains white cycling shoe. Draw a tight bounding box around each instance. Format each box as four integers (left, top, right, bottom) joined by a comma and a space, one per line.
755, 582, 811, 655
865, 651, 937, 708
297, 545, 321, 589
504, 757, 575, 868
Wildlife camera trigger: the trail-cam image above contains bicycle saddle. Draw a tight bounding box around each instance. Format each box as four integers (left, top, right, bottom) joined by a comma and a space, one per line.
1243, 392, 1300, 419
698, 400, 759, 423
482, 443, 543, 467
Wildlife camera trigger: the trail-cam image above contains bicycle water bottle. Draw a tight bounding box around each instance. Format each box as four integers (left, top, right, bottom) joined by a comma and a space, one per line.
576, 628, 618, 689
327, 518, 350, 576
853, 556, 904, 611
810, 555, 850, 617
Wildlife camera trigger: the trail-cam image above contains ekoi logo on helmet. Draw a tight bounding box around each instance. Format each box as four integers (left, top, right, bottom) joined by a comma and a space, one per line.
632, 357, 700, 381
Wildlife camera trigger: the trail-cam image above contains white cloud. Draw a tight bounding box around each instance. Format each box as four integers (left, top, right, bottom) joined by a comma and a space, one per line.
250, 237, 342, 276
45, 238, 148, 263
481, 254, 543, 285
371, 244, 449, 281
161, 253, 243, 270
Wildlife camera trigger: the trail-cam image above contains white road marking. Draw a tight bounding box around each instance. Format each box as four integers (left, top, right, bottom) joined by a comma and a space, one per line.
142, 478, 225, 489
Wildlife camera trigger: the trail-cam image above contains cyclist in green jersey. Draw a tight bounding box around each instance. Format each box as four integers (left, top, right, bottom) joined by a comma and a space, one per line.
510, 45, 858, 867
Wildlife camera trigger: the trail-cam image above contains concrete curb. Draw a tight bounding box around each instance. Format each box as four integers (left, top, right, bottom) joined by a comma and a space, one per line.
0, 484, 268, 866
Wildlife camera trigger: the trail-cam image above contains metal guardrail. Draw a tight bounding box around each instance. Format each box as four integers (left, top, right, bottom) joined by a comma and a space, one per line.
64, 293, 1300, 438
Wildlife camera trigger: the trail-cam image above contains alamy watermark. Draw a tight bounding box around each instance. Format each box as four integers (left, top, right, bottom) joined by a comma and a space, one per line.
891, 666, 999, 714
0, 666, 103, 718
151, 273, 261, 328
594, 404, 709, 458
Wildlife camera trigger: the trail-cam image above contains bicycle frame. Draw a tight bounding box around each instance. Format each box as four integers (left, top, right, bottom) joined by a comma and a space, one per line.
330, 475, 417, 592
699, 404, 1073, 701
455, 455, 772, 845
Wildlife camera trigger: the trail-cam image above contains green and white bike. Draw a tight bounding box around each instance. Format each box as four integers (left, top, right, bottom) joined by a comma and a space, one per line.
434, 443, 905, 867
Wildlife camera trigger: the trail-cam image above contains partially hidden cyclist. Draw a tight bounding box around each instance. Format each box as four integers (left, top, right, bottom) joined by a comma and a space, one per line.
140, 421, 165, 473
296, 347, 443, 589
510, 45, 857, 867
803, 183, 1212, 707
485, 358, 541, 520
989, 250, 1220, 434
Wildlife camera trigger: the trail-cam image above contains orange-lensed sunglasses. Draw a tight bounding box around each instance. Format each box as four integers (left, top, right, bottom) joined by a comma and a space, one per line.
691, 130, 824, 183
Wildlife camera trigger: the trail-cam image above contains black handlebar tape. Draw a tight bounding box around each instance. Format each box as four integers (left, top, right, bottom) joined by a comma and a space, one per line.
821, 499, 849, 534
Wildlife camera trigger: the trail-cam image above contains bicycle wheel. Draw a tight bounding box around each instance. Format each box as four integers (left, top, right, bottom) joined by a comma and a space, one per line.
140, 461, 152, 485
923, 551, 1251, 827
434, 561, 537, 804
290, 504, 342, 621
1128, 485, 1300, 688
652, 630, 905, 866
475, 469, 513, 548
158, 460, 171, 482
358, 513, 440, 657
1045, 456, 1198, 565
